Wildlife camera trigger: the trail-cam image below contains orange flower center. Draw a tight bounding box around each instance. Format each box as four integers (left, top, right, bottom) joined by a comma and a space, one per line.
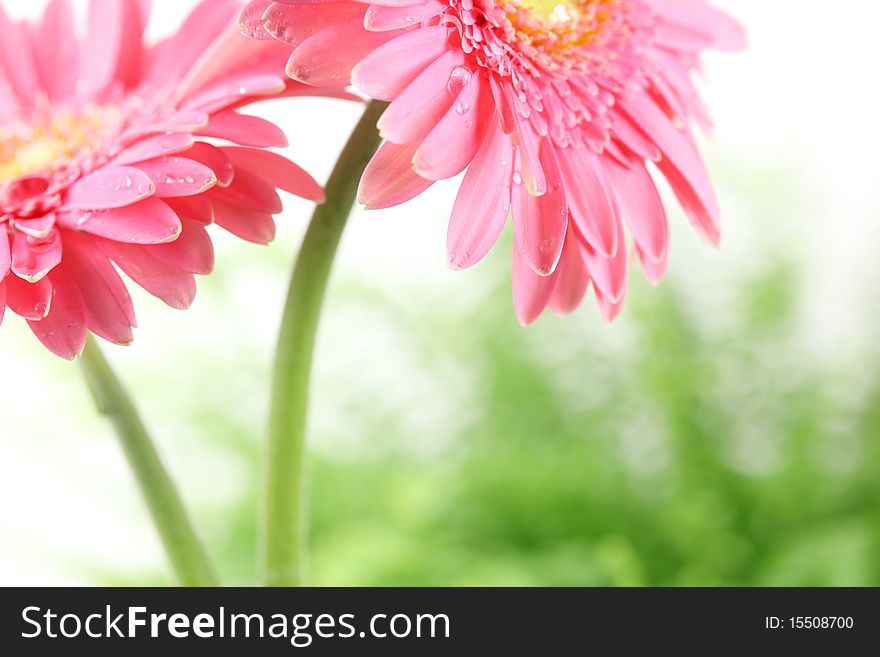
0, 105, 121, 183
509, 0, 628, 50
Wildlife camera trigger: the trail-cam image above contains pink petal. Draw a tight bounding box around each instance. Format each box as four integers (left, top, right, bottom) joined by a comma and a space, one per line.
28, 266, 87, 360
99, 239, 197, 310
354, 0, 428, 6
112, 0, 150, 88
657, 156, 721, 245
593, 283, 626, 323
511, 144, 568, 277
78, 0, 124, 97
358, 141, 434, 210
413, 72, 495, 181
62, 197, 183, 245
238, 1, 276, 40
286, 13, 397, 87
0, 6, 39, 106
512, 113, 547, 196
575, 218, 628, 304
636, 244, 667, 286
353, 26, 451, 101
110, 133, 195, 167
377, 48, 467, 144
620, 95, 720, 244
33, 0, 78, 101
186, 143, 235, 188
197, 110, 289, 148
62, 230, 136, 345
555, 146, 618, 258
135, 157, 218, 198
364, 2, 447, 31
447, 126, 513, 270
62, 167, 156, 211
210, 169, 283, 214
165, 195, 215, 225
0, 229, 10, 279
511, 244, 556, 326
11, 228, 62, 283
179, 15, 291, 100
549, 232, 590, 316
14, 213, 56, 239
5, 274, 52, 320
221, 147, 324, 202
149, 220, 215, 275
262, 1, 365, 48
183, 75, 286, 115
605, 158, 668, 266
658, 2, 747, 51
212, 198, 276, 244
126, 110, 209, 139
145, 0, 241, 85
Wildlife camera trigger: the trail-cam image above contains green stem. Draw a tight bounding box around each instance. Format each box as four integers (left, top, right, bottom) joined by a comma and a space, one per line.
80, 336, 219, 587
262, 100, 387, 587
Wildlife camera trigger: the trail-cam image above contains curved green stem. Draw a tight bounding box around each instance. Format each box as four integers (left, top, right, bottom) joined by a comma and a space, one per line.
80, 336, 219, 587
262, 100, 387, 587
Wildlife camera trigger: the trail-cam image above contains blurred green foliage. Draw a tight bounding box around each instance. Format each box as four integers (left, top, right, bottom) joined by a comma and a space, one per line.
144, 235, 878, 588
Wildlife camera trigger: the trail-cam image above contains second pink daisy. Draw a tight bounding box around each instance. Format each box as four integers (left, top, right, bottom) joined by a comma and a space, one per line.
1, 0, 337, 358
242, 0, 744, 324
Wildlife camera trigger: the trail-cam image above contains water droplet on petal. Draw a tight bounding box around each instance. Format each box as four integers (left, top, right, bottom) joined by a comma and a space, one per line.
292, 64, 312, 82
512, 172, 523, 185
447, 66, 473, 97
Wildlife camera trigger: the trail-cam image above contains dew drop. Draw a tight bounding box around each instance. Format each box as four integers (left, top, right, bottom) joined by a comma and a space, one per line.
455, 100, 470, 115
512, 172, 523, 185
292, 64, 312, 82
137, 181, 153, 195
447, 66, 472, 97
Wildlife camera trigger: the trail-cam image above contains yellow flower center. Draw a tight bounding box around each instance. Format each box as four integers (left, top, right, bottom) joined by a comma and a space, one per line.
519, 0, 581, 23
0, 106, 121, 183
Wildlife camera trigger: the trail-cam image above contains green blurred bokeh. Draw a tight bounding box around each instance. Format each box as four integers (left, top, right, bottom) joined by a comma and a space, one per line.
97, 201, 880, 588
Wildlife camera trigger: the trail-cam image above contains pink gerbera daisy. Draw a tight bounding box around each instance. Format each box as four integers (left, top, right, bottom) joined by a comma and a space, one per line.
0, 0, 330, 358
241, 0, 744, 324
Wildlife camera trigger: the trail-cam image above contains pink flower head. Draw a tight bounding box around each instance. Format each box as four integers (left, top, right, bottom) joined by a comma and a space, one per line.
0, 0, 330, 358
242, 0, 744, 324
